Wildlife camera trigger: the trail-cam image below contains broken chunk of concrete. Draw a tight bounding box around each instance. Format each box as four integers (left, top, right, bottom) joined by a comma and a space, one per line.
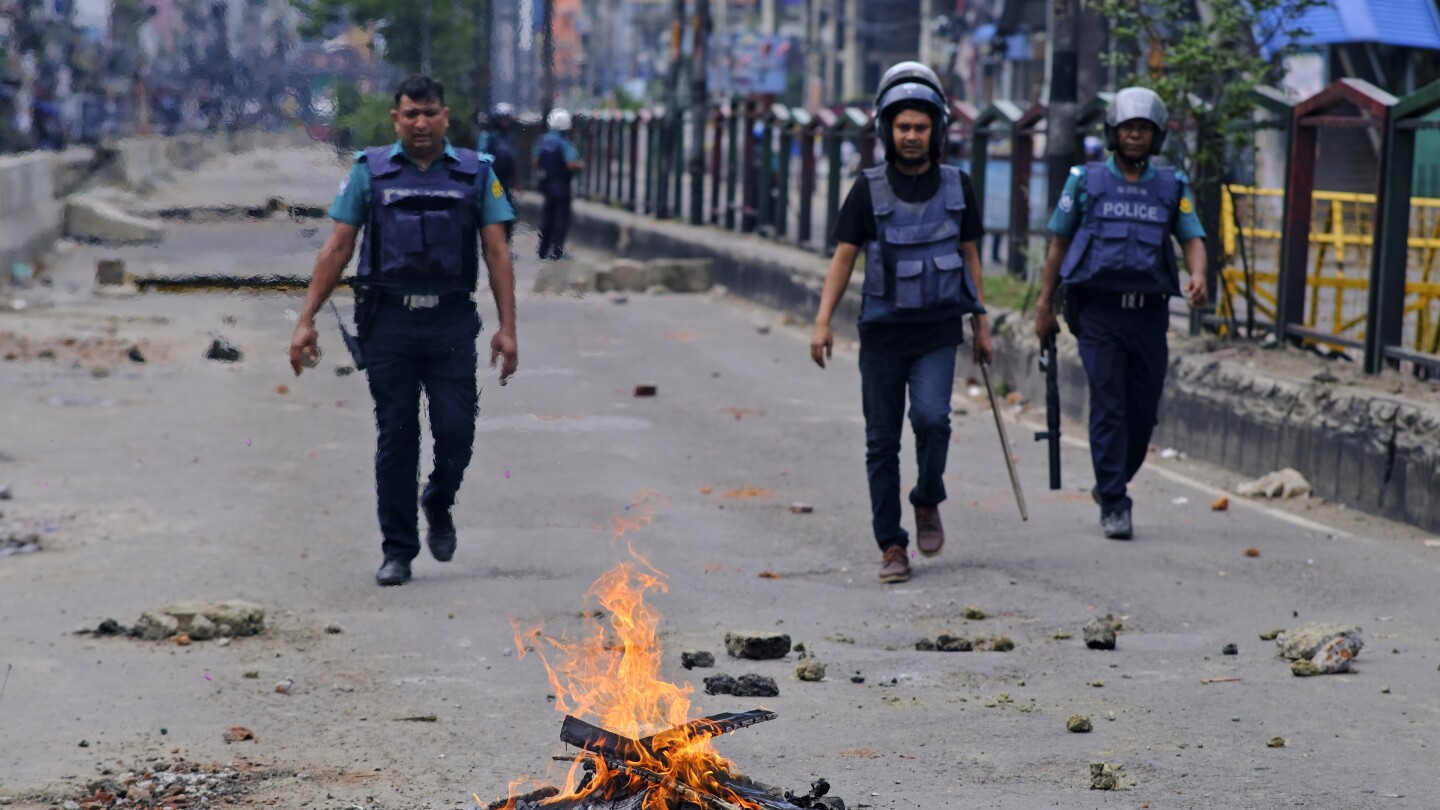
1276, 623, 1363, 661
533, 262, 597, 294
725, 631, 791, 660
1236, 468, 1312, 499
648, 258, 714, 293
187, 614, 218, 641
134, 611, 179, 641
65, 195, 163, 244
796, 659, 826, 682
1089, 762, 1122, 790
680, 650, 715, 669
205, 337, 243, 363
1084, 615, 1121, 650
703, 673, 779, 697
1309, 634, 1361, 674
1067, 715, 1093, 733
157, 599, 266, 637
962, 605, 986, 620
1290, 659, 1320, 677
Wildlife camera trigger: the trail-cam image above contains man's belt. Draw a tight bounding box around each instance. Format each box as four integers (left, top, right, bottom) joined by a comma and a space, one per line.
378, 290, 472, 309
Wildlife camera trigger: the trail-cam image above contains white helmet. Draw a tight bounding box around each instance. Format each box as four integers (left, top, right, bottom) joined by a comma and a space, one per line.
1105, 87, 1169, 155
547, 108, 572, 131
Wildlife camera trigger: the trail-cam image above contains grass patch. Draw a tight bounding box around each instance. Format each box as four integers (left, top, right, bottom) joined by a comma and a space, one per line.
982, 273, 1039, 313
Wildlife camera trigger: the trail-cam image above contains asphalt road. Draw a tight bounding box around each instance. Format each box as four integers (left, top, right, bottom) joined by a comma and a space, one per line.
1, 147, 1438, 810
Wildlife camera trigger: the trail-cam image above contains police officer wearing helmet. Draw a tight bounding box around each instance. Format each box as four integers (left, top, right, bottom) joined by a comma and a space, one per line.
1034, 87, 1208, 541
288, 75, 520, 586
810, 61, 992, 584
533, 107, 583, 260
478, 102, 520, 240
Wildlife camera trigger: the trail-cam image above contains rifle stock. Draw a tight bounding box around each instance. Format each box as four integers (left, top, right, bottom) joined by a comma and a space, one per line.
329, 299, 366, 371
1034, 333, 1061, 490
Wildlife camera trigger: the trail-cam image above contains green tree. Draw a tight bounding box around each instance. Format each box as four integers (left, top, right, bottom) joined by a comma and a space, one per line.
294, 0, 490, 146
1094, 0, 1319, 299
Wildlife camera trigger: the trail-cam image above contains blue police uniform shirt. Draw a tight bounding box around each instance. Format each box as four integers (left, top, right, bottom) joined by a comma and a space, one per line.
531, 134, 581, 164
329, 140, 517, 228
1047, 155, 1205, 242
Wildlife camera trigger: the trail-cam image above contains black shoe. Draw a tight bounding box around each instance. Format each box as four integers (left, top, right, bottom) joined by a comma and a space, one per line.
1101, 509, 1133, 540
424, 505, 457, 562
376, 558, 411, 586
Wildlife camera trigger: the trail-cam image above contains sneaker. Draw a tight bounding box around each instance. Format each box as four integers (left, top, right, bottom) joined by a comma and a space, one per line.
1101, 509, 1133, 540
879, 546, 911, 583
424, 505, 457, 562
376, 558, 412, 586
915, 505, 945, 557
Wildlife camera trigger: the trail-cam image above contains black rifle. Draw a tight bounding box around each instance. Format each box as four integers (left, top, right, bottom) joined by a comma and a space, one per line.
329, 299, 366, 370
1034, 332, 1061, 490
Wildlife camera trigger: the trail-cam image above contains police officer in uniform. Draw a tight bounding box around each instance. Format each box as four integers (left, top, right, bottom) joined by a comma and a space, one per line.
288, 76, 519, 586
1034, 87, 1208, 540
477, 102, 520, 241
810, 62, 992, 584
532, 107, 583, 261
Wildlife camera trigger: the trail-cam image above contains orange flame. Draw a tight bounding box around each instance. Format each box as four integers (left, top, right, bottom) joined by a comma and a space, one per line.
505, 496, 764, 810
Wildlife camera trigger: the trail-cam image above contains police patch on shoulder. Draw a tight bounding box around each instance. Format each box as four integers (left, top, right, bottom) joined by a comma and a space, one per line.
1070, 166, 1083, 177
1059, 192, 1074, 213
1179, 196, 1193, 214
491, 178, 504, 199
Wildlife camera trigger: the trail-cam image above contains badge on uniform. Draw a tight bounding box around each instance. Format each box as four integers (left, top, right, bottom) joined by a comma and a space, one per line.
1179, 196, 1193, 214
491, 178, 503, 199
1059, 192, 1074, 213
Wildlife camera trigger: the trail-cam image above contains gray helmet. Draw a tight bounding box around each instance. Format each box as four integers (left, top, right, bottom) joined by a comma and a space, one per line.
490, 102, 515, 119
873, 61, 949, 162
1104, 87, 1168, 155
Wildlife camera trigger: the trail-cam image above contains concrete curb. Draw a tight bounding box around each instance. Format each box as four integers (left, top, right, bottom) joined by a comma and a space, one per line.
541, 193, 1440, 532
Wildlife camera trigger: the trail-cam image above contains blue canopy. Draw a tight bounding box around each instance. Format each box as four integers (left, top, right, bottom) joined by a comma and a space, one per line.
1258, 0, 1440, 58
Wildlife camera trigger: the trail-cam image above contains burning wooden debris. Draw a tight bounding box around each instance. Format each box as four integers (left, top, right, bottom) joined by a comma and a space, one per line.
488, 710, 844, 810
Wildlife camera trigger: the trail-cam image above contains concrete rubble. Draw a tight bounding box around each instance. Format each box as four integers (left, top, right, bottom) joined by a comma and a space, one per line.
702, 673, 779, 697
64, 195, 164, 245
82, 600, 265, 642
1083, 615, 1121, 650
795, 659, 826, 681
724, 631, 791, 660
1278, 622, 1363, 676
1236, 468, 1313, 499
680, 650, 715, 669
1089, 762, 1123, 790
533, 257, 714, 295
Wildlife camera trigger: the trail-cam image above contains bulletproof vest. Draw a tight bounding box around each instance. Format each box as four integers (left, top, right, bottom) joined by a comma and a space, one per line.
859, 164, 985, 325
356, 146, 484, 292
480, 128, 516, 184
535, 132, 574, 198
1059, 161, 1182, 296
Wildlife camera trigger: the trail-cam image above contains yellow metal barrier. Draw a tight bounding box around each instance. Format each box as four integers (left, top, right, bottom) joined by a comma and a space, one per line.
1218, 185, 1440, 356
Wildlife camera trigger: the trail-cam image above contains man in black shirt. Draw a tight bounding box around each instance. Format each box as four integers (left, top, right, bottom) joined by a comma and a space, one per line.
810, 61, 992, 584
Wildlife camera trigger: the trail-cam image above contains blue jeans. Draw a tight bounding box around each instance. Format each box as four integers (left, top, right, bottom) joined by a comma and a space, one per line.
361, 296, 481, 562
858, 342, 958, 551
1072, 292, 1169, 513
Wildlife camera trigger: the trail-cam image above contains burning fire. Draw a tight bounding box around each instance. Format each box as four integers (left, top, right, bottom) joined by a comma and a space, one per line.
502, 494, 768, 810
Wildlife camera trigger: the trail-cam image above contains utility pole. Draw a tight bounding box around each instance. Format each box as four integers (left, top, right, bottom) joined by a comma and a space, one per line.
689, 0, 712, 225
1045, 0, 1080, 209
541, 0, 556, 115
473, 0, 490, 112
421, 0, 433, 74
657, 0, 684, 219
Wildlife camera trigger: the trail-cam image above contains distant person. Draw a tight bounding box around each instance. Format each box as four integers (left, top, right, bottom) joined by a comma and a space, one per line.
809, 62, 992, 584
1084, 134, 1104, 162
288, 75, 519, 586
532, 107, 582, 260
477, 102, 520, 241
1034, 87, 1208, 540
